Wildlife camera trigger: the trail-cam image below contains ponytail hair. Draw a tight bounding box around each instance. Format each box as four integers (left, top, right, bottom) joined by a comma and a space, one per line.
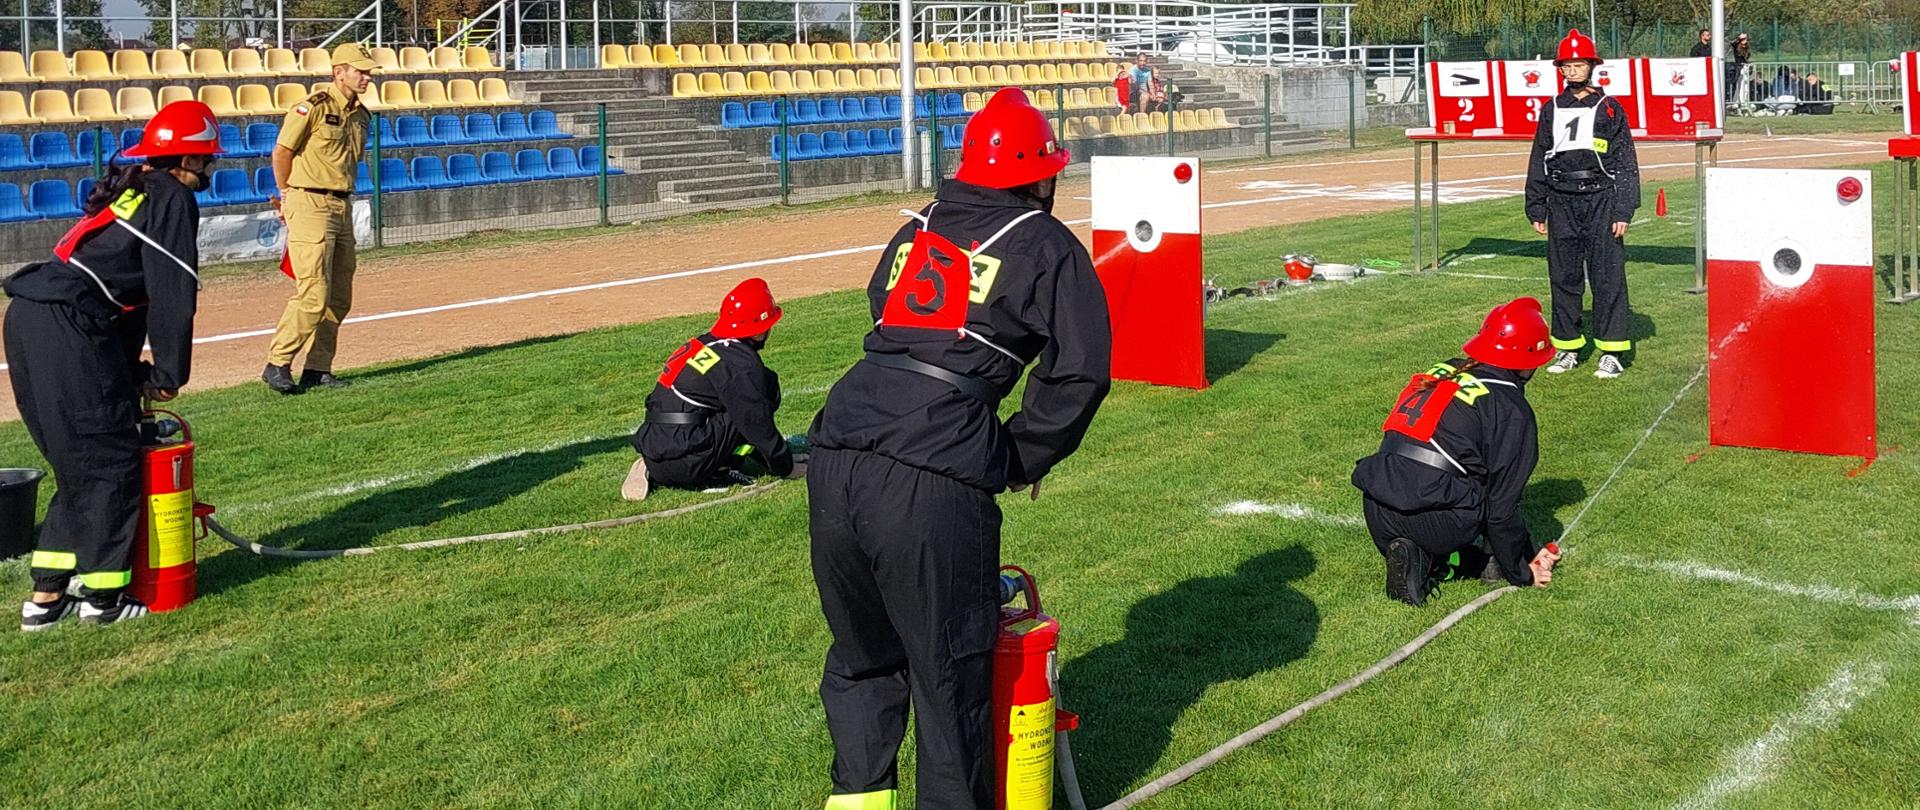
1416, 360, 1484, 392
81, 155, 181, 217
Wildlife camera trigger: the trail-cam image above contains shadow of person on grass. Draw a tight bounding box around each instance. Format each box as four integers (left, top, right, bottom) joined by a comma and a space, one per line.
196, 435, 627, 598
1440, 236, 1695, 269
343, 332, 576, 384
1205, 328, 1285, 381
1521, 477, 1588, 543
1059, 546, 1319, 802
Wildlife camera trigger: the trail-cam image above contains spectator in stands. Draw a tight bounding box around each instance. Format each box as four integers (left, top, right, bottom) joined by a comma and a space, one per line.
1113, 66, 1133, 113
1729, 34, 1754, 111
6, 100, 219, 630
1689, 29, 1712, 59
1764, 65, 1800, 115
1801, 73, 1834, 114
262, 43, 373, 394
1129, 53, 1154, 112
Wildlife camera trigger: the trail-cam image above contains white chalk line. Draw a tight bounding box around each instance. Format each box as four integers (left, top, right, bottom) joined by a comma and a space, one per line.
1674, 658, 1892, 810
1559, 364, 1706, 549
1213, 500, 1366, 527
1615, 557, 1920, 624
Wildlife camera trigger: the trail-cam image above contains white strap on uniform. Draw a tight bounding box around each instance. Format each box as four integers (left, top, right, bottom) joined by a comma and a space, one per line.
888, 204, 1042, 364
1479, 378, 1517, 388
1427, 438, 1469, 475
113, 218, 201, 290
665, 338, 736, 410
62, 255, 129, 310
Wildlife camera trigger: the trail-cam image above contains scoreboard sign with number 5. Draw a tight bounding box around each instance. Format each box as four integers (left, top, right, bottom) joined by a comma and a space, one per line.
1642, 57, 1720, 137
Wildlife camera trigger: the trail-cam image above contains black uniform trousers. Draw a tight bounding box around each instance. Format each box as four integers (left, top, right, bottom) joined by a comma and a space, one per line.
808, 447, 1000, 809
4, 299, 143, 600
630, 413, 752, 489
1362, 497, 1485, 574
1546, 188, 1632, 353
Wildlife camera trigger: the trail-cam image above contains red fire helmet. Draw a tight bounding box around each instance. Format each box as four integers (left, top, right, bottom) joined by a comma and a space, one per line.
1463, 297, 1555, 369
711, 277, 783, 339
954, 87, 1071, 189
1555, 28, 1604, 66
123, 100, 223, 158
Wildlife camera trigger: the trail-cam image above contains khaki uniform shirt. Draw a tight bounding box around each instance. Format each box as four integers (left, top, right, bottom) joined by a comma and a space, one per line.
276, 84, 369, 193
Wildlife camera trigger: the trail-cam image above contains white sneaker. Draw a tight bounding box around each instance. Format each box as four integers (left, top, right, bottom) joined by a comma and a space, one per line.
20, 596, 76, 632
76, 594, 149, 626
620, 457, 651, 502
1594, 354, 1625, 379
1546, 351, 1581, 374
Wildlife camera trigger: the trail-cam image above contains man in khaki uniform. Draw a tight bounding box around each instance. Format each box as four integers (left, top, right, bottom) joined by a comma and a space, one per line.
263, 43, 373, 393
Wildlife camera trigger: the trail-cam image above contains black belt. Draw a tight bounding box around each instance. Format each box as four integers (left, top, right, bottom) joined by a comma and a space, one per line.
1382, 434, 1461, 475
861, 352, 1000, 405
295, 187, 352, 200
644, 410, 709, 425
1548, 170, 1605, 183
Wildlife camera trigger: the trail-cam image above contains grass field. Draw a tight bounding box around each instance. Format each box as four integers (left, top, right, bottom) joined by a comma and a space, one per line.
2, 161, 1917, 809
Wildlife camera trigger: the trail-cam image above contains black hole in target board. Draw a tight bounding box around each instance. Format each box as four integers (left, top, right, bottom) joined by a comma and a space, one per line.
1134, 219, 1154, 243
1772, 248, 1803, 277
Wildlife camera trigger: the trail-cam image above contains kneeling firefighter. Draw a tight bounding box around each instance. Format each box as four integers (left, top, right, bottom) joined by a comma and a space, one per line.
1351, 297, 1563, 607
807, 87, 1112, 809
6, 100, 216, 630
623, 277, 801, 500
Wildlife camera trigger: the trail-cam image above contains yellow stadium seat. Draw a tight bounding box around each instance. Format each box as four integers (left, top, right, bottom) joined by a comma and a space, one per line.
725, 44, 748, 65
189, 48, 231, 77
969, 66, 991, 86
447, 78, 482, 105
30, 89, 84, 122
853, 42, 875, 62
235, 84, 277, 114
722, 71, 748, 95
432, 46, 462, 71
792, 70, 817, 93
698, 72, 724, 95
678, 44, 703, 66
0, 91, 36, 124
1174, 109, 1195, 131
810, 43, 832, 62
228, 48, 269, 76
74, 88, 124, 121
414, 79, 449, 107
627, 44, 655, 66
855, 68, 878, 90
1061, 117, 1080, 138
653, 44, 680, 65
876, 68, 898, 89
1066, 41, 1087, 59
702, 44, 725, 66
1104, 86, 1120, 106
927, 42, 950, 61
747, 44, 772, 64
832, 43, 853, 63
811, 69, 838, 92
478, 77, 516, 104
299, 48, 330, 74
913, 42, 930, 61
769, 43, 793, 63
962, 91, 983, 111
264, 48, 299, 75
980, 42, 1002, 61
1068, 63, 1088, 82
358, 85, 388, 111
195, 84, 237, 115
0, 52, 36, 83
116, 86, 158, 119
1108, 113, 1132, 135
72, 50, 113, 79
156, 85, 193, 107
1008, 64, 1028, 84
308, 81, 330, 97
1033, 89, 1055, 110
600, 44, 630, 68
398, 46, 433, 72
273, 82, 308, 110
931, 67, 955, 88
766, 70, 792, 93
834, 68, 856, 88
966, 43, 989, 60
1211, 108, 1230, 128
989, 65, 1010, 86
915, 67, 936, 88
379, 81, 420, 108
370, 46, 401, 72
874, 43, 896, 63
1094, 41, 1111, 56
1038, 64, 1060, 83
29, 50, 72, 81
1015, 42, 1037, 59
1137, 111, 1157, 132
1081, 115, 1103, 135
747, 71, 773, 93
463, 47, 500, 71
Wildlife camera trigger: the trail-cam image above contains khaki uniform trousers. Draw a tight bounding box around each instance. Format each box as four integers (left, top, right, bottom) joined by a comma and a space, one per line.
267, 189, 355, 372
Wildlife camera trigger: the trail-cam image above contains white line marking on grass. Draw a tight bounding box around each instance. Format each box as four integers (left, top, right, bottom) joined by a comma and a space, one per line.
1559, 364, 1705, 548
1616, 557, 1920, 624
1674, 659, 1892, 810
1214, 500, 1365, 527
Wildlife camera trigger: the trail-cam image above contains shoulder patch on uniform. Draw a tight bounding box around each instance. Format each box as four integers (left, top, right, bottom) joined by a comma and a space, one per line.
307, 91, 331, 104
687, 346, 722, 374
109, 189, 145, 219
293, 104, 309, 116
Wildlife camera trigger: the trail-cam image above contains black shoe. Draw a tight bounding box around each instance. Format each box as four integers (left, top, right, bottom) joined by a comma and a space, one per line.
20, 595, 76, 632
1479, 557, 1507, 586
262, 363, 300, 394
77, 594, 150, 626
1385, 538, 1437, 607
298, 370, 350, 389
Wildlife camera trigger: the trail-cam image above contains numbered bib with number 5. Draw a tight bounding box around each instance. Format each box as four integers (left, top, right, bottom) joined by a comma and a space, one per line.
1548, 104, 1598, 156
881, 229, 973, 332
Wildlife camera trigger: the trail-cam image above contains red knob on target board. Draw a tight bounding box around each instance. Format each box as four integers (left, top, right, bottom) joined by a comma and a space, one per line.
1836, 177, 1863, 203
1655, 188, 1667, 217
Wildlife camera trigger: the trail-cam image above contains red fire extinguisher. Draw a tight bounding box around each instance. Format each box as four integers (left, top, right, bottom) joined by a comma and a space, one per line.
130, 409, 215, 612
994, 565, 1083, 810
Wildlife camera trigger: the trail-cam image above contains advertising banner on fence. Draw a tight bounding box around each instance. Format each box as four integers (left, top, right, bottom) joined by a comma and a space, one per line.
195, 201, 372, 264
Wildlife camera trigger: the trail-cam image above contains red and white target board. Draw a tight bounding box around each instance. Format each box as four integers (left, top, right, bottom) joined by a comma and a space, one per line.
1495, 60, 1558, 138
1588, 59, 1640, 132
1902, 51, 1918, 135
1425, 60, 1500, 136
1706, 168, 1876, 459
1090, 156, 1206, 390
1641, 57, 1721, 137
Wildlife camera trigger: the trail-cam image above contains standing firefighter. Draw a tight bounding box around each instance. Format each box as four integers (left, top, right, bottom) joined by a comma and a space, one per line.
5, 101, 217, 629
622, 277, 801, 500
262, 43, 373, 394
1526, 29, 1641, 379
807, 87, 1111, 809
1350, 297, 1564, 607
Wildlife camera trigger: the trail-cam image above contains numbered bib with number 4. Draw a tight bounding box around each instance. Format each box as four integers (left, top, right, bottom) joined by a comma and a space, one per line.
1382, 375, 1461, 442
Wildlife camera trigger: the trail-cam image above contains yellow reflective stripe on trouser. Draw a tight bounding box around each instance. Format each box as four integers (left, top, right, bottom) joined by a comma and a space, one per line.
1594, 338, 1632, 352
78, 570, 132, 590
30, 550, 76, 570
734, 444, 754, 457
824, 789, 897, 810
1551, 335, 1587, 351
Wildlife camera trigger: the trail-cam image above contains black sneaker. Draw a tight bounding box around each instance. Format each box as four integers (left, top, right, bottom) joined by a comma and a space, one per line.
299, 370, 350, 389
1384, 538, 1437, 607
1479, 557, 1507, 586
20, 596, 76, 632
77, 594, 150, 626
262, 363, 300, 394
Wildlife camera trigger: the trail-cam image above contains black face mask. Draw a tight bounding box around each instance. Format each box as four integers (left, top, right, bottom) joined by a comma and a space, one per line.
1022, 178, 1057, 214
185, 170, 211, 193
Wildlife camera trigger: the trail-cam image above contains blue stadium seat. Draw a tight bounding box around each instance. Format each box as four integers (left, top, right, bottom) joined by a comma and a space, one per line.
253, 167, 276, 201
29, 179, 81, 218
578, 145, 621, 175
792, 98, 821, 124
844, 129, 870, 156
815, 98, 842, 124
481, 151, 517, 183
76, 177, 95, 207
884, 96, 902, 119
867, 128, 894, 155
217, 124, 250, 157
546, 147, 583, 178
74, 128, 110, 165
120, 128, 143, 154
940, 93, 965, 117
769, 134, 787, 161
720, 102, 749, 129
820, 130, 849, 158
354, 162, 373, 194
376, 157, 418, 192
395, 115, 438, 147
370, 116, 398, 148
244, 123, 278, 158
430, 114, 473, 145
29, 132, 83, 168
0, 183, 34, 222
447, 153, 488, 186
195, 185, 220, 207
409, 156, 456, 189
793, 132, 823, 160
746, 101, 777, 127
498, 111, 536, 141
513, 148, 551, 179
947, 124, 964, 149
839, 98, 863, 122
861, 97, 886, 122
0, 134, 28, 170
529, 110, 570, 139
464, 113, 505, 143
913, 96, 932, 118
210, 168, 262, 204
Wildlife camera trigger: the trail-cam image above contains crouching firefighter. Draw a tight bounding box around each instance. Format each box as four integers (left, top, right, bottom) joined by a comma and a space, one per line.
1351, 297, 1563, 607
1526, 28, 1641, 379
5, 100, 216, 630
622, 277, 801, 500
807, 87, 1112, 809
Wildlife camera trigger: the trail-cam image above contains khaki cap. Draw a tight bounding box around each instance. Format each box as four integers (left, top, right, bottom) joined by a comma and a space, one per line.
331, 43, 376, 70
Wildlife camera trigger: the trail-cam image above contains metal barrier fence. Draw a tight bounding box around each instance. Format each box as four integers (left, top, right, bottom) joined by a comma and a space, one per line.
2, 0, 383, 53
1417, 15, 1907, 66
1728, 61, 1902, 115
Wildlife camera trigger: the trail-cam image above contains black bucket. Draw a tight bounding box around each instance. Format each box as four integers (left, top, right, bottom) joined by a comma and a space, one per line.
0, 468, 44, 561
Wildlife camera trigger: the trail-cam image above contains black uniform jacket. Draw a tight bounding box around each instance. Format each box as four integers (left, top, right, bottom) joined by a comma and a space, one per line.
1524, 86, 1642, 225
810, 181, 1113, 492
3, 172, 201, 391
1351, 361, 1542, 585
637, 332, 794, 476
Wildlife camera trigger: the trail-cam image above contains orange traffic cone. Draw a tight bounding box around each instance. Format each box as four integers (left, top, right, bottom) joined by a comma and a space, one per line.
1655, 188, 1668, 217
